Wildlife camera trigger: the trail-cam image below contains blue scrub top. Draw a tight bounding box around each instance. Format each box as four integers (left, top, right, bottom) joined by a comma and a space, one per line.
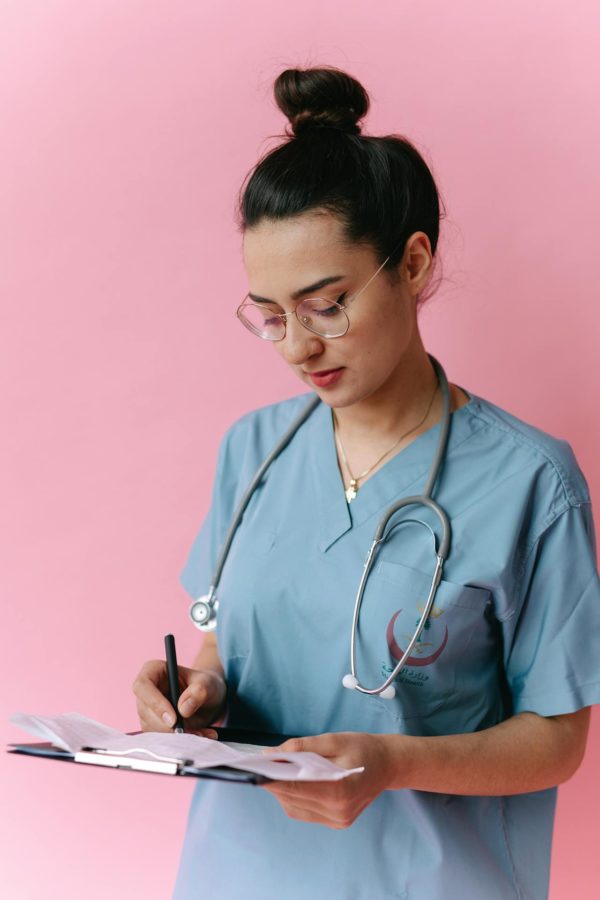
173, 386, 600, 900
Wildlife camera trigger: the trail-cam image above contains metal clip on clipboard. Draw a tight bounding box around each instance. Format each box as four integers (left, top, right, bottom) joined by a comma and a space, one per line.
74, 746, 193, 775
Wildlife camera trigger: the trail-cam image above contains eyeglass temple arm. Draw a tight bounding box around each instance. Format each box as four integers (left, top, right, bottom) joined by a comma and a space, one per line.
344, 254, 391, 309
240, 251, 392, 320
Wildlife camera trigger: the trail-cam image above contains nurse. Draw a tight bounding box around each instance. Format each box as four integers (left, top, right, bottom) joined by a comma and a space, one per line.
132, 66, 600, 899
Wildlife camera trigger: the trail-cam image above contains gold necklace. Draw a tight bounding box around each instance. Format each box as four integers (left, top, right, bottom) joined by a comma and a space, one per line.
333, 382, 439, 503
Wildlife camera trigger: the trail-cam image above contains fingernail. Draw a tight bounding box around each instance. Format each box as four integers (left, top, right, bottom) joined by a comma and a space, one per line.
181, 699, 195, 716
162, 712, 174, 726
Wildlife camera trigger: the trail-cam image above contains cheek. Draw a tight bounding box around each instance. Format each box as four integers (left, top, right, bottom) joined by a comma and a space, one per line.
357, 291, 410, 334
355, 305, 411, 363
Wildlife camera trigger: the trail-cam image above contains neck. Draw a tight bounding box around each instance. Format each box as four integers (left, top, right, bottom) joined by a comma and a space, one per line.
332, 346, 442, 443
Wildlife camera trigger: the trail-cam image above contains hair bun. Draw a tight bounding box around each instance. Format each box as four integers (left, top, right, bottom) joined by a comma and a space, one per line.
274, 66, 369, 137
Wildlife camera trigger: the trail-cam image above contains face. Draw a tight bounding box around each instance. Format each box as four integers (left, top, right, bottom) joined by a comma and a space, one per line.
242, 210, 432, 409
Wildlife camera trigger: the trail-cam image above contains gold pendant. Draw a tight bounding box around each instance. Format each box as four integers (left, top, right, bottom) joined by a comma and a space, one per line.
345, 480, 358, 503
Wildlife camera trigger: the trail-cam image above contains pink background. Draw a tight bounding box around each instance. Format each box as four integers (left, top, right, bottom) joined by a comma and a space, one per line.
1, 1, 599, 897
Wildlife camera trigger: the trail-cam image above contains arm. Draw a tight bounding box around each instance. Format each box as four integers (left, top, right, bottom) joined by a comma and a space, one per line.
382, 707, 592, 795
191, 630, 225, 680
261, 708, 591, 830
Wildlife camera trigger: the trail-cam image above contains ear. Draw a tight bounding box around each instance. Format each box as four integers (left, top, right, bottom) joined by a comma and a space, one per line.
404, 232, 433, 290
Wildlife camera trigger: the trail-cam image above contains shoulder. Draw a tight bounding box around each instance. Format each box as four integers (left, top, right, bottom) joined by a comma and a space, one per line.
217, 390, 319, 467
460, 391, 591, 516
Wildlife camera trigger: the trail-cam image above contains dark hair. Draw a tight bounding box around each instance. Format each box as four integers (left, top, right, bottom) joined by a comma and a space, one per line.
236, 66, 446, 304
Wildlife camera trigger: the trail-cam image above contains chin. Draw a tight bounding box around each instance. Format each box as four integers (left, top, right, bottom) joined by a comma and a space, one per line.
320, 387, 365, 410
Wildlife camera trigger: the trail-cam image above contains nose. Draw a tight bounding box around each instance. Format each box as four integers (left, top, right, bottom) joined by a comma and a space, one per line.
278, 311, 325, 367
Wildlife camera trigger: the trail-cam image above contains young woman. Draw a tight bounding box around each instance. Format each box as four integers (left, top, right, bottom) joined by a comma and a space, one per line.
133, 66, 600, 899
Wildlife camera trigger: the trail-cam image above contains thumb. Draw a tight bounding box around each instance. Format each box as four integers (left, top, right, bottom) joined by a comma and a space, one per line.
262, 734, 337, 756
262, 736, 309, 755
177, 671, 213, 717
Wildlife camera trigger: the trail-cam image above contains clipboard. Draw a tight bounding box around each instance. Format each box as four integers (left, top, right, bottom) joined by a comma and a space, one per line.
7, 725, 296, 785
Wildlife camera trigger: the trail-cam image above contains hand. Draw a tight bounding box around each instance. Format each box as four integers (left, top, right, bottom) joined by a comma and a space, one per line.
260, 732, 393, 829
132, 659, 227, 737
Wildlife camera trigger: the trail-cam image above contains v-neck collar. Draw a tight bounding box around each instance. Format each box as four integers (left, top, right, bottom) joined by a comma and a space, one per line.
307, 400, 352, 552
306, 390, 476, 552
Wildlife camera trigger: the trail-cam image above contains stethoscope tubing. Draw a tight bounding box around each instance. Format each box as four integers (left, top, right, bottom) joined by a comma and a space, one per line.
344, 356, 452, 696
189, 390, 321, 630
189, 354, 453, 700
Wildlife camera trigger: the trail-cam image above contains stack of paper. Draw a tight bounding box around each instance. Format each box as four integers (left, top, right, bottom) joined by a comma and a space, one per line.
9, 712, 364, 782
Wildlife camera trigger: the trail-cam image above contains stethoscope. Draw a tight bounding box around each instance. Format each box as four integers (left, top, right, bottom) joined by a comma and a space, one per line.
189, 354, 452, 700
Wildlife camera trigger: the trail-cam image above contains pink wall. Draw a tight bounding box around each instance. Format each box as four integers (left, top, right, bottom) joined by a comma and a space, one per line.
1, 1, 599, 897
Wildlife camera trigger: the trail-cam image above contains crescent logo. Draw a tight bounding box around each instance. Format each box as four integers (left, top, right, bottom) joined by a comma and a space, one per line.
386, 609, 449, 667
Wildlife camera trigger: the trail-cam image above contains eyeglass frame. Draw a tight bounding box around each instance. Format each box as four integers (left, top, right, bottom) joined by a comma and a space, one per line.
235, 252, 394, 341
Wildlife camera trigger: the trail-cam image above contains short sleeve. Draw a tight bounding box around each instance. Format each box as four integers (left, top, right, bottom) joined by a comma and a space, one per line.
504, 502, 600, 716
179, 426, 237, 601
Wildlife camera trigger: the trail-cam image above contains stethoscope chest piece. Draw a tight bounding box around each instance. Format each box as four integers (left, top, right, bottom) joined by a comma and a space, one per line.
189, 590, 218, 631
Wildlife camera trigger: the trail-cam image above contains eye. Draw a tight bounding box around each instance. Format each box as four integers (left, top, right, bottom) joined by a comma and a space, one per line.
253, 302, 282, 324
317, 292, 348, 317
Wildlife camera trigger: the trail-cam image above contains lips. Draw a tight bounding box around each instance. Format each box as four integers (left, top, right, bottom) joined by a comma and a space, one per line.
305, 367, 345, 388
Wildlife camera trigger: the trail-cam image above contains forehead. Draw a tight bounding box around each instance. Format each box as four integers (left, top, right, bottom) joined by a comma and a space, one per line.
242, 211, 372, 280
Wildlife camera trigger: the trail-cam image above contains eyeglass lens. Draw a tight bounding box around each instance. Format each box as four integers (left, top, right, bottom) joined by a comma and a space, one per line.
239, 297, 348, 340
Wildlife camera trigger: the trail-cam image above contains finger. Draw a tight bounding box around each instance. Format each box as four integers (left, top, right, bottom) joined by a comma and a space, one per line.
132, 663, 176, 726
269, 797, 342, 828
262, 780, 338, 807
135, 692, 178, 730
280, 802, 327, 824
263, 734, 338, 756
137, 704, 176, 732
138, 712, 165, 733
177, 674, 215, 718
263, 737, 305, 753
138, 710, 217, 739
262, 778, 326, 793
132, 659, 168, 694
282, 800, 354, 830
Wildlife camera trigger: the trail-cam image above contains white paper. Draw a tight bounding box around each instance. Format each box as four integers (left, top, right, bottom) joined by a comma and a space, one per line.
9, 712, 365, 781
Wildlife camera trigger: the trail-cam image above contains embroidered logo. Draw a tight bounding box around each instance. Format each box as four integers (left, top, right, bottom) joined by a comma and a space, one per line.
386, 603, 449, 668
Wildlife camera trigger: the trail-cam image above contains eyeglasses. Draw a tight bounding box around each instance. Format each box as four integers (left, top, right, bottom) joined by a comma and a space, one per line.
236, 254, 392, 341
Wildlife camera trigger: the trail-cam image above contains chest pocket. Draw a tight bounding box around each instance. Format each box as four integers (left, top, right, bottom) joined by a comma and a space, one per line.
366, 559, 493, 725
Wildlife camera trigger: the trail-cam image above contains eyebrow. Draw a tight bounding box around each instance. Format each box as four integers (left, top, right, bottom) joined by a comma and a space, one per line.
248, 275, 345, 304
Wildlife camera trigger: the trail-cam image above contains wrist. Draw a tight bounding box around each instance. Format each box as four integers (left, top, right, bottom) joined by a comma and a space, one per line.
209, 672, 229, 726
379, 733, 417, 791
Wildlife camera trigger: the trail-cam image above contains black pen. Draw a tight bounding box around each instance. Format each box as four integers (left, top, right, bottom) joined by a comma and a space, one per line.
164, 633, 185, 733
